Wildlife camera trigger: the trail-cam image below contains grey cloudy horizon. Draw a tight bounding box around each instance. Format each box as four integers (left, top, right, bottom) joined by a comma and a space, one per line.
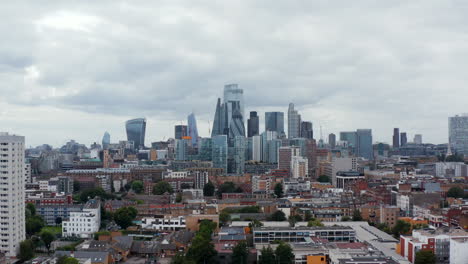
1, 0, 467, 147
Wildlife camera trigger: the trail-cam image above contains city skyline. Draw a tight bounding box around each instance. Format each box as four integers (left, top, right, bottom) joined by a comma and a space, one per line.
2, 2, 468, 146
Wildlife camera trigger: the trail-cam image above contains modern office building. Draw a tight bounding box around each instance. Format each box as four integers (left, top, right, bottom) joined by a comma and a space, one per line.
265, 112, 285, 136
288, 103, 301, 139
125, 118, 146, 149
400, 132, 407, 147
301, 121, 313, 139
0, 133, 26, 257
175, 125, 188, 140
228, 136, 245, 175
228, 103, 245, 138
211, 84, 245, 137
449, 114, 468, 155
328, 133, 336, 149
212, 135, 228, 173
414, 134, 423, 144
393, 128, 400, 148
187, 113, 199, 147
356, 129, 373, 160
198, 138, 212, 161
253, 226, 356, 245
223, 83, 244, 125
175, 139, 188, 161
340, 131, 357, 149
252, 135, 263, 161
247, 111, 259, 137
305, 139, 317, 179
102, 131, 110, 149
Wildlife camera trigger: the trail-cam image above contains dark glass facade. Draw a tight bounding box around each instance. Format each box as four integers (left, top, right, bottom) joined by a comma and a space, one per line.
125, 118, 146, 149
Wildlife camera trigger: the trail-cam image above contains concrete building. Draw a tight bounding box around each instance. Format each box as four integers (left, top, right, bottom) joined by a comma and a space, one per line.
449, 114, 468, 155
450, 237, 468, 264
141, 216, 186, 231
278, 146, 301, 174
324, 157, 358, 187
291, 156, 309, 178
62, 199, 101, 238
0, 133, 26, 257
414, 134, 423, 145
335, 171, 365, 189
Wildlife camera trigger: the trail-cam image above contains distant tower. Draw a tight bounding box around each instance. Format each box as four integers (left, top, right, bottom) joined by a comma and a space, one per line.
288, 103, 301, 139
301, 121, 313, 139
393, 128, 400, 148
265, 112, 285, 136
102, 131, 110, 149
187, 113, 199, 147
247, 111, 259, 137
328, 133, 336, 149
400, 132, 407, 147
449, 114, 468, 155
174, 125, 188, 140
125, 118, 146, 149
414, 134, 423, 144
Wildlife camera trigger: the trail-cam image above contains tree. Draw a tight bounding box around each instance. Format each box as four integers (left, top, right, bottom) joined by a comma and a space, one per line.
55, 216, 63, 226
216, 182, 242, 198
175, 192, 183, 203
18, 239, 35, 262
171, 253, 195, 264
40, 231, 55, 255
415, 250, 436, 264
219, 211, 231, 226
113, 206, 138, 229
307, 218, 324, 227
274, 183, 284, 198
152, 181, 173, 195
26, 215, 45, 237
269, 210, 287, 221
259, 246, 276, 264
186, 220, 218, 264
78, 187, 113, 203
231, 241, 248, 264
181, 183, 191, 189
392, 220, 411, 238
203, 181, 215, 196
26, 203, 36, 216
317, 175, 331, 183
131, 180, 144, 194
288, 215, 303, 227
57, 256, 80, 264
352, 210, 363, 221
447, 186, 464, 198
341, 216, 351, 221
249, 219, 263, 229
275, 242, 295, 264
304, 210, 312, 221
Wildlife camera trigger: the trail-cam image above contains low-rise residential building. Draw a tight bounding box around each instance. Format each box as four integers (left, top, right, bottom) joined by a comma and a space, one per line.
37, 204, 83, 226
141, 216, 186, 231
62, 199, 101, 238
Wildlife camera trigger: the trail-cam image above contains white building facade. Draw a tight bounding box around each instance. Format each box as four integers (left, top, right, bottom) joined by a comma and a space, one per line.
0, 133, 26, 257
62, 199, 101, 238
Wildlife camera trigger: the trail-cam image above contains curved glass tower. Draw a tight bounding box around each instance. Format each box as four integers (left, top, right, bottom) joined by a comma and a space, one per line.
102, 131, 110, 149
187, 113, 199, 147
125, 118, 146, 149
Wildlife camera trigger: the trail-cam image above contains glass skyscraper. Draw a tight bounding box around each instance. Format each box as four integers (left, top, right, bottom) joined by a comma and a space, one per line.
301, 121, 313, 139
265, 112, 284, 137
288, 103, 301, 139
125, 118, 146, 149
247, 111, 259, 137
212, 135, 228, 173
175, 125, 188, 140
102, 131, 110, 149
211, 84, 245, 138
356, 129, 373, 160
187, 113, 199, 147
198, 138, 212, 161
449, 114, 468, 155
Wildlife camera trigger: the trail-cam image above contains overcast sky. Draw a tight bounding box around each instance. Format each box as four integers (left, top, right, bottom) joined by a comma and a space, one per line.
1, 1, 467, 147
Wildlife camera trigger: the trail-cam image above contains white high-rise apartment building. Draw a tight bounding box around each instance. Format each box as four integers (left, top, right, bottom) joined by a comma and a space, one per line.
449, 114, 468, 155
288, 103, 301, 139
0, 132, 26, 257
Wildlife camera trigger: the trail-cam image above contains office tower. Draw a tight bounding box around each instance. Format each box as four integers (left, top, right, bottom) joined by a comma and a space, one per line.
267, 139, 282, 164
414, 134, 423, 144
228, 136, 245, 175
305, 139, 317, 179
356, 129, 373, 160
449, 114, 468, 155
198, 138, 212, 161
291, 156, 308, 178
174, 125, 188, 140
212, 135, 228, 173
400, 132, 407, 147
211, 98, 226, 137
102, 132, 110, 150
329, 133, 336, 149
301, 121, 313, 139
228, 102, 245, 138
223, 83, 244, 125
0, 133, 25, 257
288, 103, 301, 139
247, 111, 259, 137
278, 146, 301, 174
261, 131, 278, 163
187, 113, 199, 147
340, 131, 357, 147
175, 139, 188, 160
125, 118, 146, 149
393, 128, 400, 148
265, 112, 285, 136
252, 135, 263, 161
